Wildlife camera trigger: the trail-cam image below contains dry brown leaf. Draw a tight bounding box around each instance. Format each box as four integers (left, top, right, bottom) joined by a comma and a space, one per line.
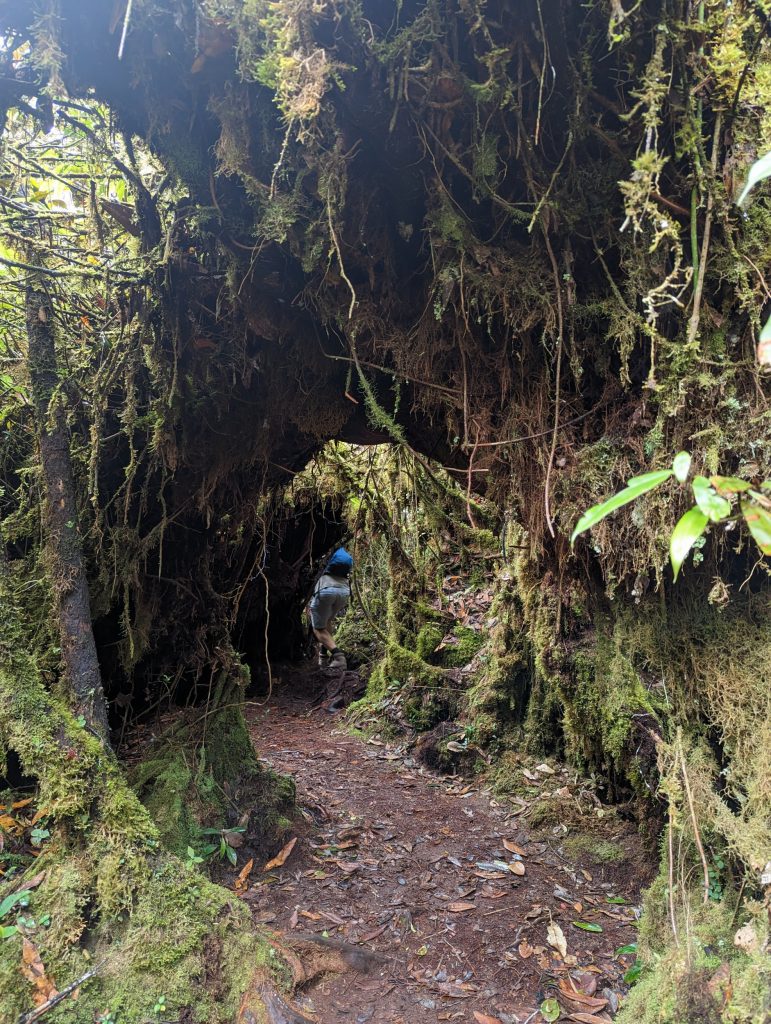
289, 908, 299, 929
558, 981, 608, 1010
518, 941, 534, 959
234, 857, 254, 892
11, 798, 34, 810
263, 837, 297, 872
567, 1014, 611, 1023
508, 861, 525, 876
547, 921, 568, 959
447, 901, 476, 913
503, 840, 526, 856
521, 769, 540, 781
473, 1013, 503, 1024
21, 938, 58, 1006
360, 923, 388, 942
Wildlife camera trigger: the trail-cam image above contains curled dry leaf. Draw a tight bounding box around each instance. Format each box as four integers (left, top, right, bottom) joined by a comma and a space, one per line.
508, 861, 525, 876
21, 937, 58, 1006
518, 940, 534, 959
447, 901, 476, 913
263, 836, 297, 872
503, 839, 526, 856
473, 1013, 503, 1024
234, 857, 254, 892
546, 921, 568, 959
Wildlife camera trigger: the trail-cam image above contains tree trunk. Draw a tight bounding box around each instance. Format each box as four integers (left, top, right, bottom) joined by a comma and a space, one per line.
25, 285, 110, 742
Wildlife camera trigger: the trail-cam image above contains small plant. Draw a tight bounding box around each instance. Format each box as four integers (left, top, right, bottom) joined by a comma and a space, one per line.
153, 994, 167, 1015
196, 826, 246, 867
0, 888, 30, 939
572, 451, 771, 578
183, 846, 205, 870
708, 856, 726, 902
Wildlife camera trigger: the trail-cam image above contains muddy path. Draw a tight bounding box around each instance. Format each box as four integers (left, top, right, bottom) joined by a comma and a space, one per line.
242, 676, 649, 1024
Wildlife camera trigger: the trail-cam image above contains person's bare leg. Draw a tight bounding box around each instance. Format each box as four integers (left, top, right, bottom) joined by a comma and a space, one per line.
313, 626, 335, 652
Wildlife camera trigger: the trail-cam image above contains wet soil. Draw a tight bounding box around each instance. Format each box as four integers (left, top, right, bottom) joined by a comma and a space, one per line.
240, 669, 653, 1024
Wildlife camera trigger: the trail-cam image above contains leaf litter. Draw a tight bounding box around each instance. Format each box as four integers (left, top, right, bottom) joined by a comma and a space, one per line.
241, 674, 649, 1023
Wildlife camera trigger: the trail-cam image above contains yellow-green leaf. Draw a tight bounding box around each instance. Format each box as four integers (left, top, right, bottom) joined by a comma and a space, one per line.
571, 470, 672, 544
670, 506, 709, 580
741, 500, 771, 555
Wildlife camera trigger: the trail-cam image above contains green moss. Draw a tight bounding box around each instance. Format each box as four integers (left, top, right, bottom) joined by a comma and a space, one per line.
562, 834, 625, 864
416, 622, 443, 661
437, 625, 484, 668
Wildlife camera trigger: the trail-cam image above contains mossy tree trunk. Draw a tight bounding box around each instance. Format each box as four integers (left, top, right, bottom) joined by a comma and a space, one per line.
25, 285, 110, 742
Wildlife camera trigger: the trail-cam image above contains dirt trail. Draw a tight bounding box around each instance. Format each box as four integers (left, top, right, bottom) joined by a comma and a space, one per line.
244, 678, 646, 1024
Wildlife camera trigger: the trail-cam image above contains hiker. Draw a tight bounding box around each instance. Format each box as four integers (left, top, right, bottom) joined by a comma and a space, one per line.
308, 547, 353, 672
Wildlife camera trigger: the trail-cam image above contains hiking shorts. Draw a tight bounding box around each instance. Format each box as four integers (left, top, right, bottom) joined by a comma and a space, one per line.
309, 586, 350, 630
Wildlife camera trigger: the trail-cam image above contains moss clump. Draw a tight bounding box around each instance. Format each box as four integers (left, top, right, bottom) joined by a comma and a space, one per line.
562, 834, 626, 864
618, 863, 771, 1024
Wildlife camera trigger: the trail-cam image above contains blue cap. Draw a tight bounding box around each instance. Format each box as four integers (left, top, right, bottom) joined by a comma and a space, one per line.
326, 547, 353, 574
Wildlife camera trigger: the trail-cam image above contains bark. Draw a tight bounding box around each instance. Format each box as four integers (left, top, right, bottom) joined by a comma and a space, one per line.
25, 285, 110, 742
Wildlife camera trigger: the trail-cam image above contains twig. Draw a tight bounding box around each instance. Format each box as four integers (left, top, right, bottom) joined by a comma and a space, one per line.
542, 231, 564, 539
667, 808, 679, 944
679, 742, 711, 904
118, 0, 134, 59
17, 959, 106, 1024
686, 112, 722, 348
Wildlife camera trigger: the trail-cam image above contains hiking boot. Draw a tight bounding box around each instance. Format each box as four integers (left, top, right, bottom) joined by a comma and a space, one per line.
328, 648, 347, 672
317, 648, 330, 669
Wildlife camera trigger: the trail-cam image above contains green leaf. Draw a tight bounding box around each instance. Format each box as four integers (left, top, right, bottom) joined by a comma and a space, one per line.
571, 470, 672, 543
605, 896, 627, 905
625, 469, 674, 487
0, 890, 30, 920
539, 997, 561, 1022
616, 943, 638, 955
692, 476, 731, 522
0, 925, 18, 939
226, 845, 237, 866
737, 150, 771, 206
670, 506, 709, 580
624, 961, 643, 985
711, 476, 752, 494
572, 921, 603, 932
741, 500, 771, 555
672, 451, 691, 483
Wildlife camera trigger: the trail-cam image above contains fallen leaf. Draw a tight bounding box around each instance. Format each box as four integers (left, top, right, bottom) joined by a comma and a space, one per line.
263, 837, 297, 872
547, 921, 568, 959
572, 921, 603, 933
473, 1013, 502, 1024
234, 857, 254, 892
360, 923, 388, 942
518, 940, 534, 959
289, 908, 299, 929
503, 840, 526, 856
535, 763, 555, 775
21, 938, 58, 1006
522, 769, 540, 781
540, 997, 561, 1022
558, 980, 608, 1010
299, 910, 321, 920
508, 861, 525, 876
707, 962, 732, 1006
734, 924, 758, 953
447, 902, 476, 913
12, 799, 34, 810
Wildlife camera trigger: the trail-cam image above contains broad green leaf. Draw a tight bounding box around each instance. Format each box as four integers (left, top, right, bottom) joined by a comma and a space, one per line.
670, 506, 709, 580
692, 476, 731, 522
0, 890, 30, 920
539, 997, 561, 1022
0, 925, 18, 939
741, 500, 771, 555
672, 451, 691, 483
571, 471, 672, 543
572, 921, 603, 932
226, 845, 237, 866
605, 896, 627, 905
624, 961, 643, 984
711, 476, 752, 494
625, 469, 674, 487
616, 943, 638, 955
737, 150, 771, 205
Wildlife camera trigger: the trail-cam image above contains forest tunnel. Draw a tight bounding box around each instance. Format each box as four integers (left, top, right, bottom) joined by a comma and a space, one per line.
1, 0, 770, 1021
